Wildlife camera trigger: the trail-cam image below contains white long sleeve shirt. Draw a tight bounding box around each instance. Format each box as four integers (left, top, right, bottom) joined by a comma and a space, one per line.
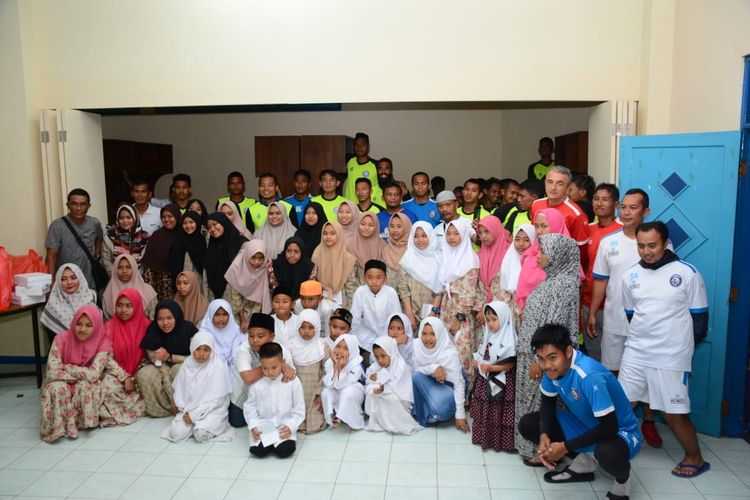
243, 375, 305, 445
350, 285, 402, 352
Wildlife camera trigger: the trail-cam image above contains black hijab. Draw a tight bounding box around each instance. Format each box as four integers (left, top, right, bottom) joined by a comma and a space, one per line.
205, 212, 248, 298
272, 237, 315, 300
187, 199, 209, 227
294, 201, 328, 258
141, 204, 181, 273
169, 210, 207, 283
139, 299, 197, 356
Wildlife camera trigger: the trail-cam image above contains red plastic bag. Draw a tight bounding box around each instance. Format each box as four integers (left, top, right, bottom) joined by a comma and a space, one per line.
0, 247, 48, 311
0, 248, 12, 311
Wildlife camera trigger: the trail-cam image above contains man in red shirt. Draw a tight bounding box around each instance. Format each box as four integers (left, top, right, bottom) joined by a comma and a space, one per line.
530, 165, 591, 269
582, 183, 622, 362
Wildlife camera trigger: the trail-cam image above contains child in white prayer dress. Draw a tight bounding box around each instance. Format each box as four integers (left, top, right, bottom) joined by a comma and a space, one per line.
364, 335, 422, 435
161, 330, 234, 443
321, 334, 366, 429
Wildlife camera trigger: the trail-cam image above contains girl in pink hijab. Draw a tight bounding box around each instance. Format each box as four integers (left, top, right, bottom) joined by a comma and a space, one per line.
476, 216, 513, 304
40, 306, 112, 442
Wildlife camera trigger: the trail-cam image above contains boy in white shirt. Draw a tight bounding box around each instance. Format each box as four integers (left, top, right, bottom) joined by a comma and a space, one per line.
271, 285, 298, 346
295, 280, 337, 338
229, 313, 295, 428
350, 259, 402, 366
244, 342, 305, 458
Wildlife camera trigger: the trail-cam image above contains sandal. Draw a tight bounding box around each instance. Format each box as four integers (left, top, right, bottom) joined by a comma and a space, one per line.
543, 466, 595, 483
522, 457, 545, 467
671, 461, 710, 478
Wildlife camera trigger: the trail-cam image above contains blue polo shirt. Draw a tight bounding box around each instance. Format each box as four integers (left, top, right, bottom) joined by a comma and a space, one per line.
377, 209, 417, 241
283, 194, 311, 226
401, 198, 441, 227
540, 350, 642, 457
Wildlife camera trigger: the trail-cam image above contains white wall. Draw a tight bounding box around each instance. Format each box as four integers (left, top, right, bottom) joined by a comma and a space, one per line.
101, 107, 591, 206
27, 0, 643, 109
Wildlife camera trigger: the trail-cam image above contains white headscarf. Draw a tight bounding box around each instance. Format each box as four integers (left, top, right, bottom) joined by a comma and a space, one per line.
289, 308, 327, 367
171, 330, 232, 413
324, 334, 363, 381
41, 263, 98, 334
399, 221, 443, 294
499, 224, 536, 293
384, 313, 414, 370
478, 301, 517, 364
439, 218, 479, 293
413, 317, 461, 377
199, 299, 243, 369
367, 336, 413, 403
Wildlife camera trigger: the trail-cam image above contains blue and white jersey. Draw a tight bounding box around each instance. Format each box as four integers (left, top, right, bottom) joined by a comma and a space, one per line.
401, 199, 441, 227
541, 350, 641, 453
621, 259, 707, 371
283, 194, 312, 226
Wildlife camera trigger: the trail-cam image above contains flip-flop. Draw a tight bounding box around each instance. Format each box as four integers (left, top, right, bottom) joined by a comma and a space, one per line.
605, 493, 628, 500
543, 466, 595, 483
671, 461, 710, 478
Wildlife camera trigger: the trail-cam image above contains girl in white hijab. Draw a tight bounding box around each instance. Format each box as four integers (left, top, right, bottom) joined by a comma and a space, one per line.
162, 330, 234, 443
321, 334, 365, 429
364, 336, 422, 435
470, 301, 517, 452
439, 218, 482, 377
412, 317, 468, 431
199, 299, 243, 376
499, 224, 536, 294
398, 222, 444, 331
289, 309, 329, 434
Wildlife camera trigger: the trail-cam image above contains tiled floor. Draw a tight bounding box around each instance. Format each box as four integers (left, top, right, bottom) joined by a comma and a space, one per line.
1, 376, 749, 499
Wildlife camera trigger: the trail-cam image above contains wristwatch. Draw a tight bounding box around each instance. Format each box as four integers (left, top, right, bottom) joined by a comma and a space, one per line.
431, 306, 441, 315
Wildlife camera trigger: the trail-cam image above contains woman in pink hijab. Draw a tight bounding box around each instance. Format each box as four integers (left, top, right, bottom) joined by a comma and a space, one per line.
40, 305, 112, 442
514, 208, 571, 311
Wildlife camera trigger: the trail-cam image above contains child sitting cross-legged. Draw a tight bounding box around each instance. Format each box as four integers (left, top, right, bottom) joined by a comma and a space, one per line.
161, 330, 234, 443
244, 342, 305, 459
321, 334, 366, 430
364, 336, 422, 435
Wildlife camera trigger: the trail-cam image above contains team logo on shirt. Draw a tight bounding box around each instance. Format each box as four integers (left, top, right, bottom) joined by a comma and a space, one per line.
363, 171, 370, 177
629, 272, 640, 289
606, 239, 620, 257
669, 274, 683, 287
570, 388, 581, 400
429, 210, 436, 218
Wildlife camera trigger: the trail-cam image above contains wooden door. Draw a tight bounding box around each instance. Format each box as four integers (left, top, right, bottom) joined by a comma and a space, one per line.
102, 139, 173, 222
300, 135, 353, 195
255, 136, 301, 198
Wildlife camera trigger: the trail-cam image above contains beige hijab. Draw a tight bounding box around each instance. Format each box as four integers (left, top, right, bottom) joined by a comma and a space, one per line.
173, 271, 209, 325
348, 212, 385, 267
102, 254, 157, 318
218, 201, 253, 240
254, 201, 297, 260
337, 200, 361, 246
311, 221, 357, 295
381, 213, 413, 271
223, 239, 273, 312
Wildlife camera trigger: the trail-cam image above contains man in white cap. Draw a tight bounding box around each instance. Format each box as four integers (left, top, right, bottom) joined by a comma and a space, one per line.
434, 190, 465, 249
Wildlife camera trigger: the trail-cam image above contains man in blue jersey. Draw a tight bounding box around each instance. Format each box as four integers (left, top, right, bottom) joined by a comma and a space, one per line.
283, 169, 312, 227
376, 182, 416, 240
401, 172, 440, 227
519, 324, 642, 500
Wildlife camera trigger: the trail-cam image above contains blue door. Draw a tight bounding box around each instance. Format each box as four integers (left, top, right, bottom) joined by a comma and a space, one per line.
619, 131, 740, 437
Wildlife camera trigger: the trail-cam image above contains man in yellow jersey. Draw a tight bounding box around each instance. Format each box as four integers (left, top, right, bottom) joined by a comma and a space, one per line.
457, 178, 493, 222
354, 178, 385, 214
526, 137, 556, 181
500, 178, 544, 233
344, 132, 383, 205
247, 173, 292, 232
310, 169, 346, 222
217, 171, 257, 224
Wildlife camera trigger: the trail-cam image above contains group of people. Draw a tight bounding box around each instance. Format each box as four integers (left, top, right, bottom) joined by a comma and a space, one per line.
39, 133, 711, 500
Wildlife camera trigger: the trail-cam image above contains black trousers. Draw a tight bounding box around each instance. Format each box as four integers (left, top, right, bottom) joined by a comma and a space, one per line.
519, 411, 631, 482
250, 439, 296, 459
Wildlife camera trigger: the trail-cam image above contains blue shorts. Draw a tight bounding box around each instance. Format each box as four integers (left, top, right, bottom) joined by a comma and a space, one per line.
557, 410, 642, 459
